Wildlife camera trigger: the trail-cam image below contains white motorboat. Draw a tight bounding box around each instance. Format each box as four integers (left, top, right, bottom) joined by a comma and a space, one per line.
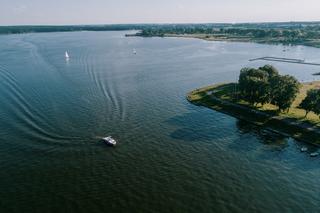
300, 147, 308, 152
310, 152, 319, 157
102, 136, 117, 146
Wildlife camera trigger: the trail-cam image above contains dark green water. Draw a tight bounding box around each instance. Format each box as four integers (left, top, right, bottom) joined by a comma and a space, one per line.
0, 31, 320, 213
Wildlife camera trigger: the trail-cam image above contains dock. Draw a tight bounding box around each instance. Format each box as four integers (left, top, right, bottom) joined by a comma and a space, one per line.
249, 57, 320, 66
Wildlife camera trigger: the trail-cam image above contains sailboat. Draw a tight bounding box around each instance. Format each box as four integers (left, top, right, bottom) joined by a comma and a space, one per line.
65, 51, 70, 60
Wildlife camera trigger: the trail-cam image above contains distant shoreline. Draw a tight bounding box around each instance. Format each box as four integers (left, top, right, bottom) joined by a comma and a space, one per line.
187, 82, 320, 146
129, 33, 320, 49
0, 25, 141, 35
2, 22, 320, 49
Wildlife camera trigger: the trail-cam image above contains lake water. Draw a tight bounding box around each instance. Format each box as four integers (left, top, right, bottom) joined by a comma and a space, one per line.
1, 31, 320, 213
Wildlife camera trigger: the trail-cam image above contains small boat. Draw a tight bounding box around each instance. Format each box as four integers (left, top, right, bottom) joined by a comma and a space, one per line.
310, 152, 319, 157
65, 51, 70, 60
133, 49, 137, 55
300, 147, 308, 152
102, 136, 117, 146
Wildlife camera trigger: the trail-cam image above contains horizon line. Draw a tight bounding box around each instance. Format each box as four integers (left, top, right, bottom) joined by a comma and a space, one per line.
1, 20, 320, 27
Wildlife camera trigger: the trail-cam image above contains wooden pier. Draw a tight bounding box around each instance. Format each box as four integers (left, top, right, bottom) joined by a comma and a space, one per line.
249, 57, 320, 66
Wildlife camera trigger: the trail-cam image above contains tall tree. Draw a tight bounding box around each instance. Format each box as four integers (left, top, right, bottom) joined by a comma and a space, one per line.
313, 97, 320, 118
238, 68, 270, 106
271, 75, 300, 112
259, 65, 279, 78
299, 89, 319, 117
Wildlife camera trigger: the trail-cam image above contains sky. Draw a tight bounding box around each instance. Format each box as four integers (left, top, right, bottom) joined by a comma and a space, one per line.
0, 0, 320, 25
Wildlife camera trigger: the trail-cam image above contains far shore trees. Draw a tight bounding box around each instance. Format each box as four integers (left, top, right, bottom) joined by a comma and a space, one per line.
238, 65, 300, 112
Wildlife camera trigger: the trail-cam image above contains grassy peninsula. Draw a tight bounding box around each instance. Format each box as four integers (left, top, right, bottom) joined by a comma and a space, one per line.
188, 65, 320, 145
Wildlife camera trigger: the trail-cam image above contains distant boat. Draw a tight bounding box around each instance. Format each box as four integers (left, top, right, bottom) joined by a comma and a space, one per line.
133, 49, 137, 55
300, 147, 308, 152
310, 152, 319, 157
102, 136, 117, 146
65, 51, 70, 59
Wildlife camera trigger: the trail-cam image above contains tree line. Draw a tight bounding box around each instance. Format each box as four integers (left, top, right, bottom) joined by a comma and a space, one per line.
238, 65, 320, 118
135, 23, 320, 47
0, 24, 148, 35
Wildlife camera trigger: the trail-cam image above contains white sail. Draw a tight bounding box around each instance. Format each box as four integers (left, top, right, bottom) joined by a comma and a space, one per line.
65, 51, 70, 59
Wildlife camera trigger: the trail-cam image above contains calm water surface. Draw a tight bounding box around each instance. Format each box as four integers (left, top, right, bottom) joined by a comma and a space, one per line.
1, 31, 320, 213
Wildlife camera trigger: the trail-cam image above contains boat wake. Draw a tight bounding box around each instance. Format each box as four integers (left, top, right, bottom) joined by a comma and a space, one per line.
78, 50, 127, 121
0, 53, 79, 146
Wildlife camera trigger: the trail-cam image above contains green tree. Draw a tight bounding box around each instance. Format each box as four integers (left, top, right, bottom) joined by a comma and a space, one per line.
271, 75, 300, 112
238, 68, 270, 106
299, 89, 319, 117
238, 65, 280, 106
313, 98, 320, 118
259, 65, 279, 78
